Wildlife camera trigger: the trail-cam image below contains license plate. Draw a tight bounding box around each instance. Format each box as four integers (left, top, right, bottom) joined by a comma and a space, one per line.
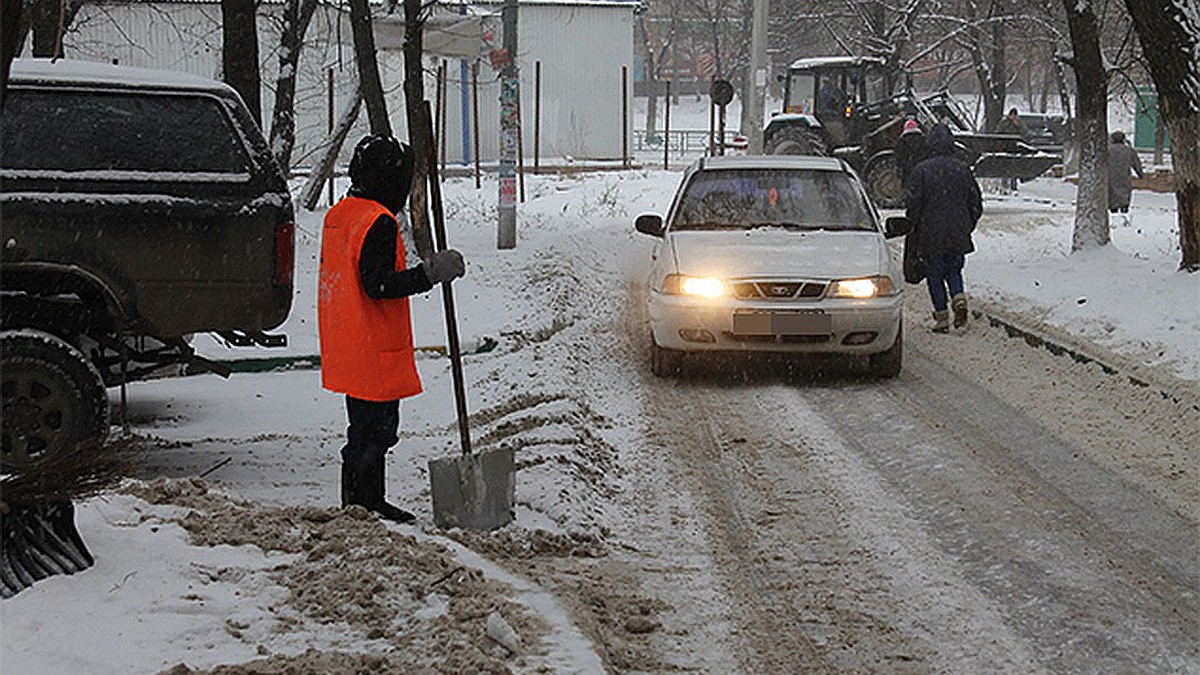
733, 312, 831, 335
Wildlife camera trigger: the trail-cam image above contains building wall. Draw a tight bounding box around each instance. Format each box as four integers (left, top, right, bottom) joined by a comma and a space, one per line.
432, 3, 634, 165
43, 1, 633, 169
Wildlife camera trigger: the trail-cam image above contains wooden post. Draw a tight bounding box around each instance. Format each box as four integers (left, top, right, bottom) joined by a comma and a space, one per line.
434, 60, 444, 170
472, 60, 481, 190
621, 65, 630, 169
664, 79, 671, 170
708, 93, 716, 157
327, 67, 335, 205
718, 102, 726, 156
439, 58, 448, 171
516, 78, 525, 202
534, 60, 541, 171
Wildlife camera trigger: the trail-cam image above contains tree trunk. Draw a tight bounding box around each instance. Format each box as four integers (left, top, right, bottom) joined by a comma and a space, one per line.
646, 83, 659, 140
2, 0, 22, 104
29, 0, 82, 59
349, 0, 390, 136
1165, 112, 1200, 271
30, 0, 60, 58
1062, 0, 1108, 251
300, 86, 363, 212
268, 0, 318, 171
1123, 0, 1199, 271
221, 0, 262, 127
402, 0, 434, 260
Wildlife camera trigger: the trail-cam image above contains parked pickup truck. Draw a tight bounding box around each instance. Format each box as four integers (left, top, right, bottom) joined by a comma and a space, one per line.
1, 59, 295, 470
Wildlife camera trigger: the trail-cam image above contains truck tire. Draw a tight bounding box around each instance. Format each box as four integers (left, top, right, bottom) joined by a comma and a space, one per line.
865, 155, 905, 209
766, 128, 827, 156
868, 325, 903, 379
1, 330, 110, 471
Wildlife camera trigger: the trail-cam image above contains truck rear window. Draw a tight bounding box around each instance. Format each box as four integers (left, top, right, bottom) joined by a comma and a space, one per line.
1, 89, 250, 174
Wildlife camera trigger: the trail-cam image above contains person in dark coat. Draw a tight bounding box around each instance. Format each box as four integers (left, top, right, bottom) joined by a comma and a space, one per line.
895, 118, 926, 190
994, 107, 1030, 140
1107, 131, 1144, 213
994, 108, 1030, 192
905, 123, 983, 332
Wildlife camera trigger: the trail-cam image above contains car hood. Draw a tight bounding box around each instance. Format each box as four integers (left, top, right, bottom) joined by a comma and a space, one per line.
668, 229, 889, 279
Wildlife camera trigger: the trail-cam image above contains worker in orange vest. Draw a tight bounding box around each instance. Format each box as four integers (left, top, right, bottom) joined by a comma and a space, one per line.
318, 134, 465, 523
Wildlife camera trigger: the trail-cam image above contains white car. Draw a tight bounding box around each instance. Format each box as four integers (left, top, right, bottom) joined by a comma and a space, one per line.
635, 155, 908, 378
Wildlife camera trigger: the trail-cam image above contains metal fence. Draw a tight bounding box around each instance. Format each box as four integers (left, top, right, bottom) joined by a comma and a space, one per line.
632, 129, 747, 158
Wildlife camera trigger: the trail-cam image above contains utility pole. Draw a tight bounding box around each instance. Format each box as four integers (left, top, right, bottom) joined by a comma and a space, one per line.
745, 0, 769, 154
498, 0, 519, 249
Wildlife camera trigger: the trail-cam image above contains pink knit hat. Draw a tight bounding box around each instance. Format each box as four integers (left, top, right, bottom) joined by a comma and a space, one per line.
902, 118, 920, 133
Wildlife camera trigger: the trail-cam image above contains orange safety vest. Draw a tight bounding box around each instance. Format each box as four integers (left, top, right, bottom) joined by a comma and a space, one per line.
318, 196, 423, 401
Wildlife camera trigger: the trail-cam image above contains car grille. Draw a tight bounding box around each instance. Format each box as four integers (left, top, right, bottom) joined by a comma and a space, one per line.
732, 281, 827, 300
722, 332, 832, 344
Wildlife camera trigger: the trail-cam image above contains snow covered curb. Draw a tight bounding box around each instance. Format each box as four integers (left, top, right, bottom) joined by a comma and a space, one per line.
973, 299, 1199, 412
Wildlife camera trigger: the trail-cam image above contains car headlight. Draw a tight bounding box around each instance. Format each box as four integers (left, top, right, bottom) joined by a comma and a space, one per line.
662, 274, 727, 298
827, 276, 896, 298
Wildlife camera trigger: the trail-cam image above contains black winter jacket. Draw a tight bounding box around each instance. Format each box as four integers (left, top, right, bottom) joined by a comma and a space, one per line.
905, 124, 983, 257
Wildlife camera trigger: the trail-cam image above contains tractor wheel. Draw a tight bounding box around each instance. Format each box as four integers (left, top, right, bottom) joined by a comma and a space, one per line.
766, 127, 827, 156
2, 330, 109, 471
865, 155, 905, 209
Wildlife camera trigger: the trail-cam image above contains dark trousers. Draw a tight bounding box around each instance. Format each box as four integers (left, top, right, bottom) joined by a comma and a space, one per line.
342, 396, 399, 468
924, 252, 965, 312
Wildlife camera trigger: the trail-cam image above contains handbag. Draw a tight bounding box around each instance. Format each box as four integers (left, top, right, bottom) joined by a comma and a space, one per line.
902, 231, 924, 284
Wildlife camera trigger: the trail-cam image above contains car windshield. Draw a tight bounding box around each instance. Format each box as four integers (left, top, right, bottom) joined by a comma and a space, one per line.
671, 169, 873, 232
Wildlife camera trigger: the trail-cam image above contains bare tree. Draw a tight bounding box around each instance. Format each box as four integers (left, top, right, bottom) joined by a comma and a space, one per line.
1124, 0, 1199, 271
1061, 0, 1109, 251
636, 0, 680, 141
402, 0, 436, 260
348, 0, 390, 135
268, 0, 319, 170
221, 0, 261, 126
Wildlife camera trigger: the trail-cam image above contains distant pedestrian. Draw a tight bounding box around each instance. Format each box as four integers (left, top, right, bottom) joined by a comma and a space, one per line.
318, 134, 466, 523
905, 123, 983, 333
994, 108, 1030, 192
994, 107, 1030, 140
895, 118, 926, 190
1107, 131, 1144, 213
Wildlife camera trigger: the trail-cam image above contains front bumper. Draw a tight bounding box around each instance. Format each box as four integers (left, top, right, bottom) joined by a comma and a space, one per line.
649, 291, 902, 355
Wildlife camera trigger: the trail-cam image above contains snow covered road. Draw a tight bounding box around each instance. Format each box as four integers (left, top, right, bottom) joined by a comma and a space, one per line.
4, 170, 1196, 673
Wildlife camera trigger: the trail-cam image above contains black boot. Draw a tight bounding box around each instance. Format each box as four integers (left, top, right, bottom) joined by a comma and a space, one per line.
344, 455, 415, 524
340, 461, 354, 508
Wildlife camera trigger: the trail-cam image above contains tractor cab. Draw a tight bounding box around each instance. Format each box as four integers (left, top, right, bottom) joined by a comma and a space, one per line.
781, 56, 893, 148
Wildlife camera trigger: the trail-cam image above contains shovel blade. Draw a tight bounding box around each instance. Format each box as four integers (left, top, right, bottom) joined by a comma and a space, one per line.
429, 448, 515, 530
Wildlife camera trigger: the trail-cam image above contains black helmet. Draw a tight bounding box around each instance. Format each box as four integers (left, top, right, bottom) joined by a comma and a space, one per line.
349, 134, 415, 213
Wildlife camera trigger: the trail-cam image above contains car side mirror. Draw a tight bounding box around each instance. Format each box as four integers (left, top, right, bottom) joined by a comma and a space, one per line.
635, 213, 664, 238
884, 215, 911, 239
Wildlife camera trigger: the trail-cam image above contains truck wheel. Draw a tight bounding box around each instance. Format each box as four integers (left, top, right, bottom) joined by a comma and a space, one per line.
865, 155, 905, 209
868, 326, 903, 379
766, 128, 827, 156
2, 331, 110, 471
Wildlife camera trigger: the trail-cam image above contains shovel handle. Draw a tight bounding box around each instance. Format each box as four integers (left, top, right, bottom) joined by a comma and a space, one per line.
422, 100, 472, 457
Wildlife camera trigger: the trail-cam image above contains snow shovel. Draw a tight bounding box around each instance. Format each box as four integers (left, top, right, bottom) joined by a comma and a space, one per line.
421, 102, 516, 530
